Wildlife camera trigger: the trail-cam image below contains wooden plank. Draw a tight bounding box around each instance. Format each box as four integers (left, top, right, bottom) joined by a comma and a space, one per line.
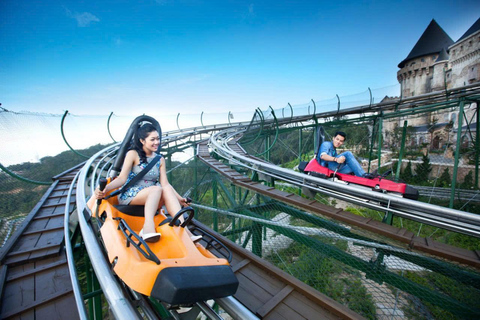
1, 257, 76, 319
256, 285, 294, 318
233, 272, 273, 312
49, 192, 76, 200
23, 226, 64, 236
28, 245, 62, 261
1, 265, 35, 318
284, 290, 341, 320
0, 265, 7, 302
33, 212, 65, 220
231, 258, 251, 272
35, 294, 80, 320
42, 199, 75, 209
238, 264, 284, 296
7, 243, 61, 257
3, 249, 60, 267
7, 259, 67, 281
0, 180, 60, 263
0, 287, 72, 319
264, 303, 306, 320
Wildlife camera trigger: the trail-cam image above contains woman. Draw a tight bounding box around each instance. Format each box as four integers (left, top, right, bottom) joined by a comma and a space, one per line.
95, 123, 197, 242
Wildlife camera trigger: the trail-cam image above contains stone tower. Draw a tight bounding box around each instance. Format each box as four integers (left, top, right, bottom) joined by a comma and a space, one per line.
397, 19, 453, 98
448, 18, 480, 88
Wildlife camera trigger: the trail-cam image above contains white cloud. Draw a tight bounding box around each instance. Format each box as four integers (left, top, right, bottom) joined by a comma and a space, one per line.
64, 7, 100, 27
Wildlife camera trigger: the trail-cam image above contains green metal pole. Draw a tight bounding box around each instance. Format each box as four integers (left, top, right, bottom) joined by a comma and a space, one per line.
396, 121, 408, 180
213, 175, 218, 231
377, 116, 383, 171
266, 131, 271, 163
85, 254, 94, 319
107, 111, 116, 143
475, 102, 479, 189
93, 272, 102, 319
450, 100, 465, 208
368, 87, 373, 107
194, 154, 198, 202
298, 127, 303, 196
368, 119, 377, 173
252, 222, 262, 257
299, 127, 303, 163
60, 110, 89, 159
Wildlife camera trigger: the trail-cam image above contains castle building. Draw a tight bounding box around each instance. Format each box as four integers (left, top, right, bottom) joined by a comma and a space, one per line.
397, 18, 480, 97
387, 18, 480, 152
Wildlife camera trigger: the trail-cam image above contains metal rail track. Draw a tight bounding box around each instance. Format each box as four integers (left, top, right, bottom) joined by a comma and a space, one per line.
71, 127, 367, 318
2, 82, 479, 318
416, 186, 480, 203
208, 127, 480, 238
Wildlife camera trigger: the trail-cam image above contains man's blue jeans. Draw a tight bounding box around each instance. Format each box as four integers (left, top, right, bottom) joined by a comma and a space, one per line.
326, 151, 365, 177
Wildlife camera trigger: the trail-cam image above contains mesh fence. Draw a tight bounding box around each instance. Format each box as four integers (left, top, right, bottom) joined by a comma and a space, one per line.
0, 108, 247, 245
168, 160, 480, 319
245, 97, 480, 215
1, 84, 479, 318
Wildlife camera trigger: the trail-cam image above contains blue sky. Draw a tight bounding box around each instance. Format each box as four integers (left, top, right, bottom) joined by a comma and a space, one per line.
1, 0, 479, 117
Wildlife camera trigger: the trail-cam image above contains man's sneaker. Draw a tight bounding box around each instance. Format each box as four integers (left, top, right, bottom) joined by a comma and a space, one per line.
362, 173, 377, 179
381, 170, 392, 178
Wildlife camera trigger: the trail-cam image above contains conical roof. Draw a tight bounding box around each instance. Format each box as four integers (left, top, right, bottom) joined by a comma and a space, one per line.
435, 47, 449, 63
398, 19, 453, 68
456, 17, 480, 43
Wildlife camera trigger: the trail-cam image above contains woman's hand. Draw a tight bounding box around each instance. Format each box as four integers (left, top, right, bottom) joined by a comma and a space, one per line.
179, 197, 191, 207
94, 187, 106, 200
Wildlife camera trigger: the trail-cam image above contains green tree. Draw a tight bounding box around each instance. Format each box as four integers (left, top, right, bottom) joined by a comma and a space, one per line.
462, 171, 474, 189
400, 161, 413, 182
438, 168, 451, 187
414, 154, 432, 184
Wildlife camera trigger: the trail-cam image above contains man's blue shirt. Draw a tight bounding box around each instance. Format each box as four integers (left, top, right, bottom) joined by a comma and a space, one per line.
317, 141, 337, 167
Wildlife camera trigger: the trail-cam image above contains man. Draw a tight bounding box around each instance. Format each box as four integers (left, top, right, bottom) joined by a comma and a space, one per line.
317, 131, 373, 178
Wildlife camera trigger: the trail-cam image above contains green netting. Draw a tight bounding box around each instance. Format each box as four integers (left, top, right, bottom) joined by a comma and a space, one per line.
169, 160, 480, 319
2, 86, 480, 319
240, 99, 480, 214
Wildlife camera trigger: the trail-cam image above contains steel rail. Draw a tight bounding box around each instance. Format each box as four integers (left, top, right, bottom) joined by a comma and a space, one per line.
68, 83, 480, 315
76, 145, 141, 320
208, 127, 480, 238
64, 171, 89, 320
74, 133, 260, 320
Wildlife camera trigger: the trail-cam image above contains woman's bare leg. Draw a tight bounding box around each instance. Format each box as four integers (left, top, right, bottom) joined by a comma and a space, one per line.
161, 185, 200, 241
130, 185, 163, 234
161, 185, 183, 219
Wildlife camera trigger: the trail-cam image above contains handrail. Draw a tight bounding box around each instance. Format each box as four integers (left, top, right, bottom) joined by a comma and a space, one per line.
0, 161, 52, 185
64, 171, 89, 320
60, 110, 89, 159
107, 112, 117, 142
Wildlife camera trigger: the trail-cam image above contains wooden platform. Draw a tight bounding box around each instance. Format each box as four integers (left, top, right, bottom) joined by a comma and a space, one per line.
0, 165, 82, 320
198, 141, 480, 269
